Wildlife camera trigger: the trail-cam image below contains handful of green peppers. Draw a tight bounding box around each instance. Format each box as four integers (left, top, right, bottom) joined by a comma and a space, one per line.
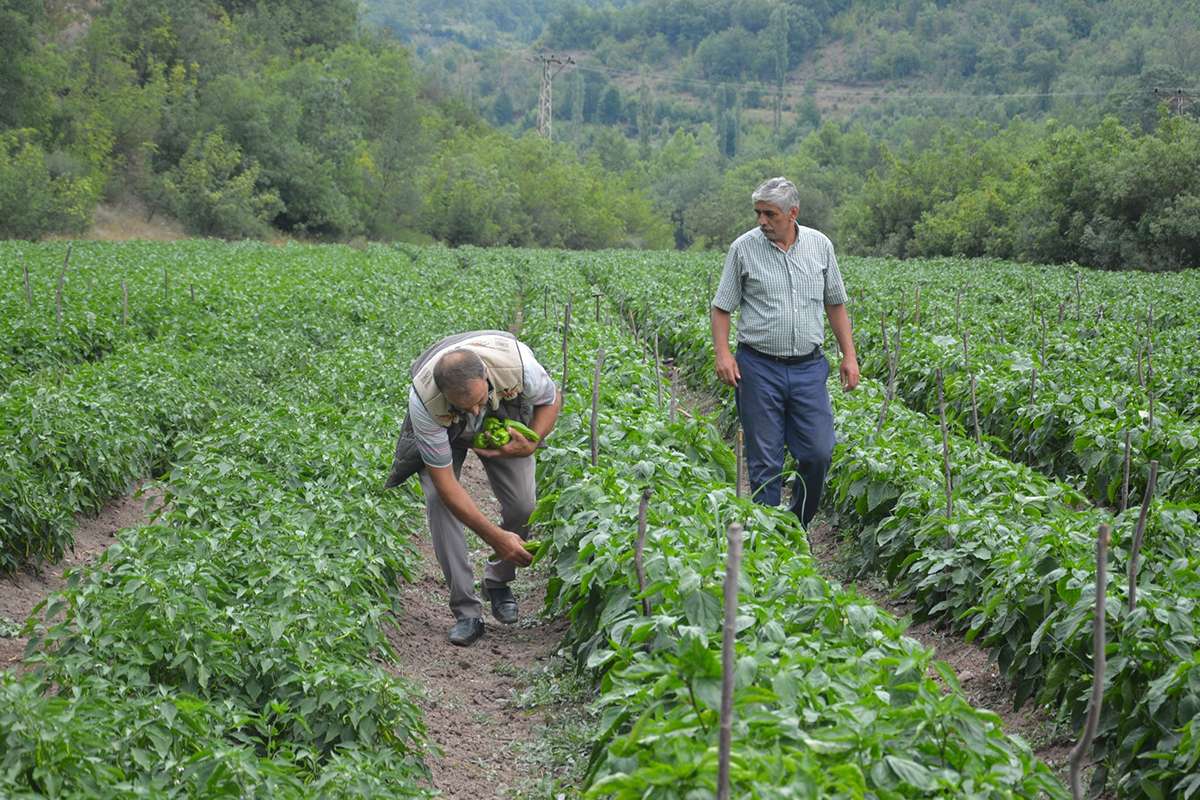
472, 417, 540, 449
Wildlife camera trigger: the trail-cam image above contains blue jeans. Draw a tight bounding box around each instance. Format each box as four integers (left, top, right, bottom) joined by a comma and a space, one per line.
735, 346, 835, 526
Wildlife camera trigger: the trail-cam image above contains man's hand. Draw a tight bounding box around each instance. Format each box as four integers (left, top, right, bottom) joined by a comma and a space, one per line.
473, 428, 537, 460
715, 350, 741, 387
840, 356, 860, 391
495, 529, 533, 566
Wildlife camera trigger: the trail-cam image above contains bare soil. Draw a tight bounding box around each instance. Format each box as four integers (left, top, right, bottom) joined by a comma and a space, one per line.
0, 483, 162, 672
386, 454, 571, 799
806, 521, 1080, 785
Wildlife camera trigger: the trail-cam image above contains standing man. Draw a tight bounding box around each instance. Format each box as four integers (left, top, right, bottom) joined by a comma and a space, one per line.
385, 330, 561, 647
711, 177, 859, 527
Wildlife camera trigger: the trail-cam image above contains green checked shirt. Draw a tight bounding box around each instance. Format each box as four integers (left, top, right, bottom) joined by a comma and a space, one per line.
713, 224, 849, 358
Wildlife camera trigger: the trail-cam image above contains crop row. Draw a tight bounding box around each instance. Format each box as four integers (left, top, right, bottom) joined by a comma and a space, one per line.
1, 244, 518, 796
0, 242, 440, 571
515, 263, 1065, 798
580, 250, 1200, 798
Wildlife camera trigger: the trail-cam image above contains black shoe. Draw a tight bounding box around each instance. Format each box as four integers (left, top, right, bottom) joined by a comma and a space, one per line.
486, 586, 519, 625
448, 617, 484, 647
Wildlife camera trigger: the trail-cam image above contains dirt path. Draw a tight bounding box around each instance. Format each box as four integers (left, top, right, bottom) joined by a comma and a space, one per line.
0, 484, 162, 672
386, 454, 571, 798
806, 522, 1078, 781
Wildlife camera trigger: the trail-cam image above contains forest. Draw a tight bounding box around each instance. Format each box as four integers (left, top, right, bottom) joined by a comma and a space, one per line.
3, 0, 1199, 269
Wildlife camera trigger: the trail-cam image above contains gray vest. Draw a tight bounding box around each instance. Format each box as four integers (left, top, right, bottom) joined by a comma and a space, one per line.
384, 330, 536, 489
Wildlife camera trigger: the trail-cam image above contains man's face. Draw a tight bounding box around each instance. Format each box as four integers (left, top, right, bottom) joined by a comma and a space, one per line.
447, 378, 489, 416
754, 201, 798, 244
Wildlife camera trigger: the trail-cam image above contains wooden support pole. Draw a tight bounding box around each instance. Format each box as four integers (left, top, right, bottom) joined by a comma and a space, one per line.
1137, 347, 1144, 388
593, 291, 601, 323
955, 286, 963, 334
189, 283, 195, 303
654, 332, 663, 410
163, 266, 169, 301
1127, 461, 1159, 613
22, 258, 33, 306
969, 372, 982, 446
121, 280, 128, 328
936, 368, 953, 519
543, 286, 549, 319
913, 285, 921, 327
1119, 430, 1132, 514
735, 429, 744, 499
667, 361, 677, 423
561, 299, 572, 394
1074, 271, 1082, 322
55, 243, 72, 325
1040, 311, 1047, 367
636, 488, 653, 617
1029, 366, 1037, 410
1057, 301, 1066, 325
1068, 523, 1110, 800
717, 522, 744, 800
590, 348, 605, 467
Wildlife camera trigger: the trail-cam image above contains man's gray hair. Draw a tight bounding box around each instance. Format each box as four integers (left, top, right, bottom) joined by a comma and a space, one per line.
752, 177, 800, 212
433, 349, 486, 395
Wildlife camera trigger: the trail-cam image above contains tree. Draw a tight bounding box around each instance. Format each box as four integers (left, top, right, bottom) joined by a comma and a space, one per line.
162, 130, 283, 238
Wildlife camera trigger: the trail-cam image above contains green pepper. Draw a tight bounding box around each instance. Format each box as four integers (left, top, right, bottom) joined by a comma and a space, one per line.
504, 420, 540, 443
472, 417, 511, 448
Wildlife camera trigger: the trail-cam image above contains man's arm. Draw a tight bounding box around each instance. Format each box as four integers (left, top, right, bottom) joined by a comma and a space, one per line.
474, 389, 562, 459
825, 303, 860, 391
711, 306, 740, 387
426, 465, 533, 565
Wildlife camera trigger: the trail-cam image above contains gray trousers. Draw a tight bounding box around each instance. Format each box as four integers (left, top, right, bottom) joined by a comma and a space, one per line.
419, 449, 536, 621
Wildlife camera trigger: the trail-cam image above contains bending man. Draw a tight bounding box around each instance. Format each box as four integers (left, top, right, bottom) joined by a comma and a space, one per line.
386, 330, 561, 646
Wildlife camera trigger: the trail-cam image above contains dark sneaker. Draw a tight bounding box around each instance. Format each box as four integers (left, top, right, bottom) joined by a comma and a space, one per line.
448, 617, 484, 647
486, 586, 519, 625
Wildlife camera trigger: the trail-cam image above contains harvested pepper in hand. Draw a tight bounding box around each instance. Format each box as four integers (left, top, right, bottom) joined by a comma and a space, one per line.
504, 420, 540, 443
472, 417, 511, 449
473, 417, 540, 449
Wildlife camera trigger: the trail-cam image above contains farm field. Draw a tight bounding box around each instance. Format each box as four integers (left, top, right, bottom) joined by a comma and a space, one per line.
2, 241, 1198, 798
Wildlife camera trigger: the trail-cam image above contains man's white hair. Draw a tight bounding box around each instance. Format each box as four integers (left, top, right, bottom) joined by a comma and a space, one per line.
752, 177, 800, 212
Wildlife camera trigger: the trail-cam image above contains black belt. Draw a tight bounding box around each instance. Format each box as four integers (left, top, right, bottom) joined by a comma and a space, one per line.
740, 343, 822, 365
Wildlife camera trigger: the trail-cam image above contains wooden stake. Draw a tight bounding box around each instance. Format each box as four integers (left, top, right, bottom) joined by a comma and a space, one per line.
543, 286, 548, 318
936, 368, 953, 519
1068, 523, 1110, 800
593, 291, 601, 323
717, 522, 744, 800
654, 333, 663, 410
969, 372, 981, 446
1029, 366, 1037, 409
1127, 461, 1158, 613
163, 266, 169, 301
121, 280, 128, 328
1039, 311, 1046, 367
55, 243, 72, 325
22, 258, 33, 306
561, 299, 572, 393
735, 429, 744, 499
590, 348, 605, 467
1080, 268, 1089, 319
955, 286, 963, 334
913, 285, 921, 327
1137, 347, 1144, 388
961, 328, 969, 361
1119, 431, 1132, 514
636, 488, 653, 617
1057, 301, 1065, 325
189, 283, 195, 303
667, 361, 677, 423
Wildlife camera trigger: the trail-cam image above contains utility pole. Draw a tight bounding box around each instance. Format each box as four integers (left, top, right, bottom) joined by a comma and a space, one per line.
534, 53, 575, 139
1153, 87, 1194, 117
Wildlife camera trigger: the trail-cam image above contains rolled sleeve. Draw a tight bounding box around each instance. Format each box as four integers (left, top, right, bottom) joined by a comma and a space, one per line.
409, 388, 453, 469
517, 342, 558, 406
822, 241, 849, 306
712, 245, 743, 312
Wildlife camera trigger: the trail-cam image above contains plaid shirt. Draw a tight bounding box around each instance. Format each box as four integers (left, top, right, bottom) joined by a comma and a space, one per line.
713, 224, 849, 358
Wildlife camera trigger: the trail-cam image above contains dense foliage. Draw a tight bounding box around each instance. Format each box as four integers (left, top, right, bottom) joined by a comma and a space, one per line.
0, 0, 669, 247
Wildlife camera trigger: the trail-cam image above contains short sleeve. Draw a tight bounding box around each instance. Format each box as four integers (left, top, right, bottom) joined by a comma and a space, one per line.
822, 239, 848, 306
516, 342, 558, 406
409, 387, 453, 468
712, 244, 743, 312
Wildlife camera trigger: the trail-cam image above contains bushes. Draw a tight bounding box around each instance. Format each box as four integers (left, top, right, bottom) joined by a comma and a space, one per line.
842, 116, 1200, 270
0, 131, 98, 240
161, 131, 283, 239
